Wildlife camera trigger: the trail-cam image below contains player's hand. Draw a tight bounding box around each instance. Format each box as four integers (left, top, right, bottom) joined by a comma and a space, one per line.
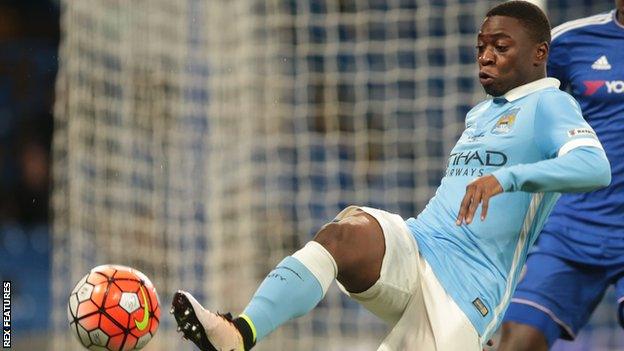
456, 175, 503, 225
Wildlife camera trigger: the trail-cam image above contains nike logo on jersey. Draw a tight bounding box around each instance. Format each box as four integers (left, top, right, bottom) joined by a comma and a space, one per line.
583, 80, 624, 96
591, 55, 611, 70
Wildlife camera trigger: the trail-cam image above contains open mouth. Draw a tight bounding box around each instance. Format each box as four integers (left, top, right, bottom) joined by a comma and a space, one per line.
479, 71, 495, 85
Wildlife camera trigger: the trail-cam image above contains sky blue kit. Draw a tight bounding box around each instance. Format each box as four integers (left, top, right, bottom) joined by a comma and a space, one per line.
406, 77, 610, 344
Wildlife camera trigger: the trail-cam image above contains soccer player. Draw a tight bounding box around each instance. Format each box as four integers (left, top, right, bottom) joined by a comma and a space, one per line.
499, 2, 624, 350
171, 2, 611, 350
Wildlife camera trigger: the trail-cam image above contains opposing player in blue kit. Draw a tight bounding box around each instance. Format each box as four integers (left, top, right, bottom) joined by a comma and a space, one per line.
170, 2, 611, 350
500, 1, 624, 350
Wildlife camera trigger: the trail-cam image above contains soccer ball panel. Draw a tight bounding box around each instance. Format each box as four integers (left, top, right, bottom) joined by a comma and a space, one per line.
105, 283, 123, 309
68, 294, 79, 319
99, 314, 124, 336
129, 317, 151, 340
115, 280, 140, 294
119, 292, 140, 313
122, 334, 138, 351
77, 283, 94, 302
132, 269, 153, 287
91, 265, 118, 279
70, 322, 81, 345
108, 334, 124, 351
77, 299, 99, 317
89, 328, 109, 346
67, 304, 74, 321
114, 269, 140, 280
72, 274, 89, 294
87, 272, 108, 285
135, 334, 152, 349
91, 283, 107, 306
149, 317, 159, 335
79, 313, 100, 331
146, 286, 160, 311
77, 323, 91, 346
106, 306, 130, 327
151, 302, 161, 323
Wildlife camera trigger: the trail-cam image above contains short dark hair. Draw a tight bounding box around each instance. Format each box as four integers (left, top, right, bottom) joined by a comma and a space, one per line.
486, 1, 551, 44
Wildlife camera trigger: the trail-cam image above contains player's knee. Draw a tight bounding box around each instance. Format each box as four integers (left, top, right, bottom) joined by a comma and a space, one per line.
313, 211, 384, 291
313, 217, 362, 259
499, 322, 548, 351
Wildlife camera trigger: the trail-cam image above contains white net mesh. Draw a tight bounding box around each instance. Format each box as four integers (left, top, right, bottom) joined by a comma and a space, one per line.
52, 1, 490, 349
51, 0, 622, 350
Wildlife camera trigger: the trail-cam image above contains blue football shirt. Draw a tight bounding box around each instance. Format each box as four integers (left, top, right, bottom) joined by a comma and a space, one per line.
406, 78, 606, 343
539, 10, 624, 265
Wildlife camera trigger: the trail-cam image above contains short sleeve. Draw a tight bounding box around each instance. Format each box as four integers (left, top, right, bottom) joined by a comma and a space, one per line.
546, 36, 570, 90
534, 91, 602, 158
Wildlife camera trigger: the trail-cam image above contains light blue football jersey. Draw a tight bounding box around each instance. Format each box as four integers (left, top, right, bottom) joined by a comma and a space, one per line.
405, 78, 606, 343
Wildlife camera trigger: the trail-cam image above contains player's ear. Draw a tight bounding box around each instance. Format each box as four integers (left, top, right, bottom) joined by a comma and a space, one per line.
534, 41, 548, 66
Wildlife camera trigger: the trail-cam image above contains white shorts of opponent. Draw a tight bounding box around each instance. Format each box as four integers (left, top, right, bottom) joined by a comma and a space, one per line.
335, 206, 481, 351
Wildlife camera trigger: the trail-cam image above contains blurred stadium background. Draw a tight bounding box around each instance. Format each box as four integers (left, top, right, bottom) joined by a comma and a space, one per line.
0, 0, 620, 350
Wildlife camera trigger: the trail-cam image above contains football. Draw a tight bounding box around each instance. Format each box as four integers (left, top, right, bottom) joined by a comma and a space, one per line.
67, 265, 160, 350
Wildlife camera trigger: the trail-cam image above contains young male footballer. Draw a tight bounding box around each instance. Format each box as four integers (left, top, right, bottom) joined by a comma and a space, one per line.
172, 2, 611, 350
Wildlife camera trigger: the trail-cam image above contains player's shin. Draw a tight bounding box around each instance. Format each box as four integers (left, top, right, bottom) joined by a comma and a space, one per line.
238, 241, 337, 345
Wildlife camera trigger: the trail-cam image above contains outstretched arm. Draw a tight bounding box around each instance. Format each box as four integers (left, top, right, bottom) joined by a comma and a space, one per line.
492, 146, 610, 193
457, 90, 613, 225
456, 146, 610, 225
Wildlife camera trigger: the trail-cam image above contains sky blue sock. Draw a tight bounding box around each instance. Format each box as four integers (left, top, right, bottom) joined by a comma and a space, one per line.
241, 256, 324, 342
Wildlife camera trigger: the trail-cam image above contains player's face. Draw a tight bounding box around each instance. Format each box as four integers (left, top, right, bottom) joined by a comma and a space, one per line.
617, 0, 624, 25
477, 16, 545, 96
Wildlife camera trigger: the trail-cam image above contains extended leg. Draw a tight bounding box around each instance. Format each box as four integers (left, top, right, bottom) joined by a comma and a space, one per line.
171, 207, 385, 350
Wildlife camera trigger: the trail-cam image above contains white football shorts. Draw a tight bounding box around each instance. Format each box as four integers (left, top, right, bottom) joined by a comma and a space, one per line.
334, 206, 481, 351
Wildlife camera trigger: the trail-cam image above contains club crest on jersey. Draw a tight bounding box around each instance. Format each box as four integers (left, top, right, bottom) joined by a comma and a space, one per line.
491, 108, 519, 134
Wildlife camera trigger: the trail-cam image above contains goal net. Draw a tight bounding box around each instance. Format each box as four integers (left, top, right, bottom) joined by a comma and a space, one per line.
51, 1, 488, 349
51, 0, 619, 350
